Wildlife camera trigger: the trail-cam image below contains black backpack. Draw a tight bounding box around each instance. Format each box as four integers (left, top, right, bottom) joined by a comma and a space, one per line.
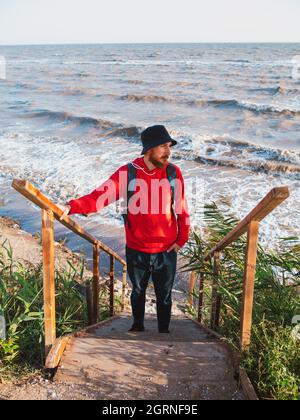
122, 162, 177, 227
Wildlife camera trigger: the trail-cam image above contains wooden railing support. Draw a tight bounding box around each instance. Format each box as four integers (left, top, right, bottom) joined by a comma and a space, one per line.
210, 252, 220, 330
121, 266, 127, 311
42, 209, 56, 356
86, 283, 94, 326
189, 271, 195, 307
215, 295, 222, 329
240, 220, 259, 351
110, 256, 115, 317
92, 244, 100, 325
201, 187, 289, 350
198, 272, 205, 323
12, 179, 128, 363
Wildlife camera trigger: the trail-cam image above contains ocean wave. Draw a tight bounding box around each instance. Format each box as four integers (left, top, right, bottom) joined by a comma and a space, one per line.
173, 81, 200, 87
9, 78, 299, 117
103, 126, 140, 138
22, 109, 141, 138
248, 86, 287, 95
24, 109, 110, 127
126, 79, 145, 85
59, 88, 92, 96
224, 59, 250, 64
74, 72, 89, 78
172, 150, 300, 179
8, 100, 33, 109
111, 94, 300, 115
12, 105, 300, 178
238, 101, 300, 116
186, 98, 300, 115
169, 131, 300, 178
119, 94, 176, 103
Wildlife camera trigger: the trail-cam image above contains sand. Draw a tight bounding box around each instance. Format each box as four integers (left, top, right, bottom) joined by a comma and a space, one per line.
0, 215, 92, 279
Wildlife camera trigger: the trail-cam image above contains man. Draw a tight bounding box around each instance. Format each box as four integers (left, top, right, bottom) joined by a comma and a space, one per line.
58, 125, 190, 333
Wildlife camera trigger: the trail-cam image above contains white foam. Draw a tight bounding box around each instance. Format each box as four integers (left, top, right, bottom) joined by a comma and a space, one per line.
1, 131, 299, 249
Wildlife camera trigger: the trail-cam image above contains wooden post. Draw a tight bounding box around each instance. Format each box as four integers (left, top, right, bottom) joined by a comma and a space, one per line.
121, 266, 127, 311
86, 283, 93, 326
215, 295, 222, 328
42, 209, 56, 356
189, 271, 195, 307
92, 244, 100, 324
240, 221, 259, 351
198, 272, 205, 323
110, 256, 115, 317
210, 252, 220, 330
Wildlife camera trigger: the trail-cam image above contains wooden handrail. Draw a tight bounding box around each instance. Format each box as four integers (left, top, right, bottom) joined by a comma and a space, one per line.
204, 187, 289, 260
189, 186, 290, 352
12, 179, 126, 265
12, 178, 128, 364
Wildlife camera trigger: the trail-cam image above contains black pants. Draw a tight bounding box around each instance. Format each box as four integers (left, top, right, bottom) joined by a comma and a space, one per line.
125, 245, 177, 331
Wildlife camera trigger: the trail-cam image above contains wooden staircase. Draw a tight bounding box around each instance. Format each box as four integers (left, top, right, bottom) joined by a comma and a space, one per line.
12, 179, 290, 400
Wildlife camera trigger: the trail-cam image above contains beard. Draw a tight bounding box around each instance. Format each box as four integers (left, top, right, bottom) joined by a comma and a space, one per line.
149, 154, 170, 169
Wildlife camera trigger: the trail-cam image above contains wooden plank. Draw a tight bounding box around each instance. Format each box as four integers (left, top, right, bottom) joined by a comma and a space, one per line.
80, 315, 120, 334
198, 272, 205, 323
44, 317, 122, 368
190, 315, 259, 400
189, 271, 195, 307
45, 336, 70, 369
204, 187, 289, 260
42, 209, 56, 356
12, 179, 126, 266
239, 367, 259, 400
240, 221, 259, 351
210, 252, 220, 330
190, 318, 223, 340
110, 256, 115, 317
92, 244, 100, 324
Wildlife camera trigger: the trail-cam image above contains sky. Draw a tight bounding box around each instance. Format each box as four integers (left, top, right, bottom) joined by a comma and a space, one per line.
0, 0, 300, 45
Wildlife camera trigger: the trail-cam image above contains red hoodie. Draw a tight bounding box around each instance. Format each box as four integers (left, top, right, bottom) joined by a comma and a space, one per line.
68, 157, 190, 253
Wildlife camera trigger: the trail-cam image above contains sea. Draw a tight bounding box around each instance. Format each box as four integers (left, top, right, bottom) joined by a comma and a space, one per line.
0, 43, 300, 273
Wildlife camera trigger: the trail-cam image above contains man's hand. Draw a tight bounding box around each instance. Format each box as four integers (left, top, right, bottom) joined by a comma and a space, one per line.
57, 203, 71, 221
167, 243, 181, 253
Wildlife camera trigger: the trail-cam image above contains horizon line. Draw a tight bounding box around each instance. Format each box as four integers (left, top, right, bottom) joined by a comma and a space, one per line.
0, 41, 300, 47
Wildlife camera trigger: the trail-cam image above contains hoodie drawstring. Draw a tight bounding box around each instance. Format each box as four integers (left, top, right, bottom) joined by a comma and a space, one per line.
131, 162, 159, 176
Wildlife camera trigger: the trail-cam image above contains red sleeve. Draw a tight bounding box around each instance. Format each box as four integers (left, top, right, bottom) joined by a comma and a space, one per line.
68, 165, 128, 215
174, 166, 191, 248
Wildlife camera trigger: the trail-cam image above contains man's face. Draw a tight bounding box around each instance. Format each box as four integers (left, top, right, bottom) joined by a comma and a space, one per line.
146, 142, 172, 169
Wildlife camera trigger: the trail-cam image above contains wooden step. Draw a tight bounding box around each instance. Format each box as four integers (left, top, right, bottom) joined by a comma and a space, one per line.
55, 315, 245, 400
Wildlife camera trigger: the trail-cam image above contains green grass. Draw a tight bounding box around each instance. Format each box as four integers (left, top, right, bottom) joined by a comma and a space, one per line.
180, 199, 300, 400
0, 238, 120, 382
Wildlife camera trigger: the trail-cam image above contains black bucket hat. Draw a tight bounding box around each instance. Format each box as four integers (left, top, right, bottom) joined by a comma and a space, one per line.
141, 125, 177, 155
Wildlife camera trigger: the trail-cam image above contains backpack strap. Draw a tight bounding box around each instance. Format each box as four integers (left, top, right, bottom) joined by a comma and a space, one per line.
166, 162, 177, 208
122, 163, 137, 227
